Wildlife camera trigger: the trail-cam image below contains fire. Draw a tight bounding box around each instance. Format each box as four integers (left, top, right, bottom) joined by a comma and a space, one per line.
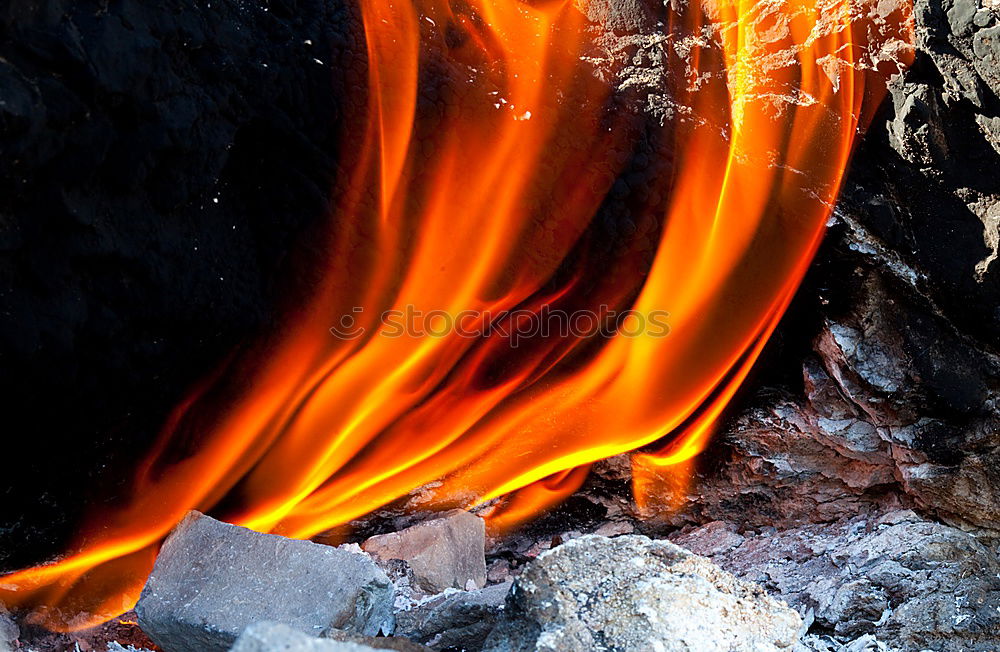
1, 0, 912, 630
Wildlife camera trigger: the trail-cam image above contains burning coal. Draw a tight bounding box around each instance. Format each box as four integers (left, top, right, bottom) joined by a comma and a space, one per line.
1, 0, 912, 630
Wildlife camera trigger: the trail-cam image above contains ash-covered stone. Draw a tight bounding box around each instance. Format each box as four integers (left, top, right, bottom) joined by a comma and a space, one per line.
674, 511, 1000, 651
0, 604, 17, 652
231, 622, 381, 651
135, 512, 394, 652
231, 622, 432, 651
797, 633, 895, 652
482, 534, 802, 652
637, 269, 1000, 536
362, 510, 487, 595
753, 0, 1000, 539
106, 645, 156, 652
394, 581, 511, 651
322, 627, 430, 651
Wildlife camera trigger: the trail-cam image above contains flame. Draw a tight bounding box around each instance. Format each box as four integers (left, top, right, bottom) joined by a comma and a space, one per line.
1, 0, 912, 630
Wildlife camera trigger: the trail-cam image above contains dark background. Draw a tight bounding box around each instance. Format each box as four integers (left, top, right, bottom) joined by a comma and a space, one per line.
2, 0, 999, 571
0, 0, 360, 569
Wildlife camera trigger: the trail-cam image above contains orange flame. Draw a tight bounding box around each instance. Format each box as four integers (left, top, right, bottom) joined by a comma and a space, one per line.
1, 0, 912, 630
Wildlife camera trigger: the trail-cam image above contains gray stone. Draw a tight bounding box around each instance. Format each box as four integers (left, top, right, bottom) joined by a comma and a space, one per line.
0, 603, 16, 652
692, 0, 1000, 554
230, 622, 379, 651
947, 0, 978, 36
973, 24, 1000, 89
635, 269, 1000, 536
229, 622, 430, 652
136, 512, 394, 652
395, 582, 511, 650
887, 82, 949, 165
322, 628, 430, 651
677, 511, 1000, 651
797, 633, 894, 652
571, 0, 1000, 547
581, 0, 659, 32
362, 510, 486, 595
482, 535, 802, 652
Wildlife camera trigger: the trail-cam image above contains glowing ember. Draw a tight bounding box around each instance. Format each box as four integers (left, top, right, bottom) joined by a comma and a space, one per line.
1, 0, 912, 630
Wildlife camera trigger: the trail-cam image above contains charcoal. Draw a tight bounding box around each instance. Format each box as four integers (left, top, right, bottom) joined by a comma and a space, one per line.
135, 512, 394, 652
322, 628, 431, 651
394, 581, 511, 650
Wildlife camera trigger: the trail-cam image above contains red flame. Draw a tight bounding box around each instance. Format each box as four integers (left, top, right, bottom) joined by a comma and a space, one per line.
1, 0, 912, 630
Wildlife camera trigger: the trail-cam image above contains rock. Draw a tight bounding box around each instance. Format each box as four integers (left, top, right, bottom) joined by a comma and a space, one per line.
670, 521, 745, 557
361, 510, 487, 595
0, 603, 18, 651
231, 622, 379, 651
482, 534, 802, 652
581, 0, 659, 32
136, 512, 394, 652
323, 629, 430, 651
394, 582, 511, 650
806, 0, 1000, 536
231, 622, 432, 652
107, 645, 156, 652
622, 0, 1000, 541
636, 269, 1000, 535
486, 560, 513, 585
797, 633, 894, 652
677, 511, 1000, 651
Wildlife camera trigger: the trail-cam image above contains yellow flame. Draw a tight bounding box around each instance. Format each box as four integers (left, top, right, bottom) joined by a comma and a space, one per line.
1, 0, 913, 630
